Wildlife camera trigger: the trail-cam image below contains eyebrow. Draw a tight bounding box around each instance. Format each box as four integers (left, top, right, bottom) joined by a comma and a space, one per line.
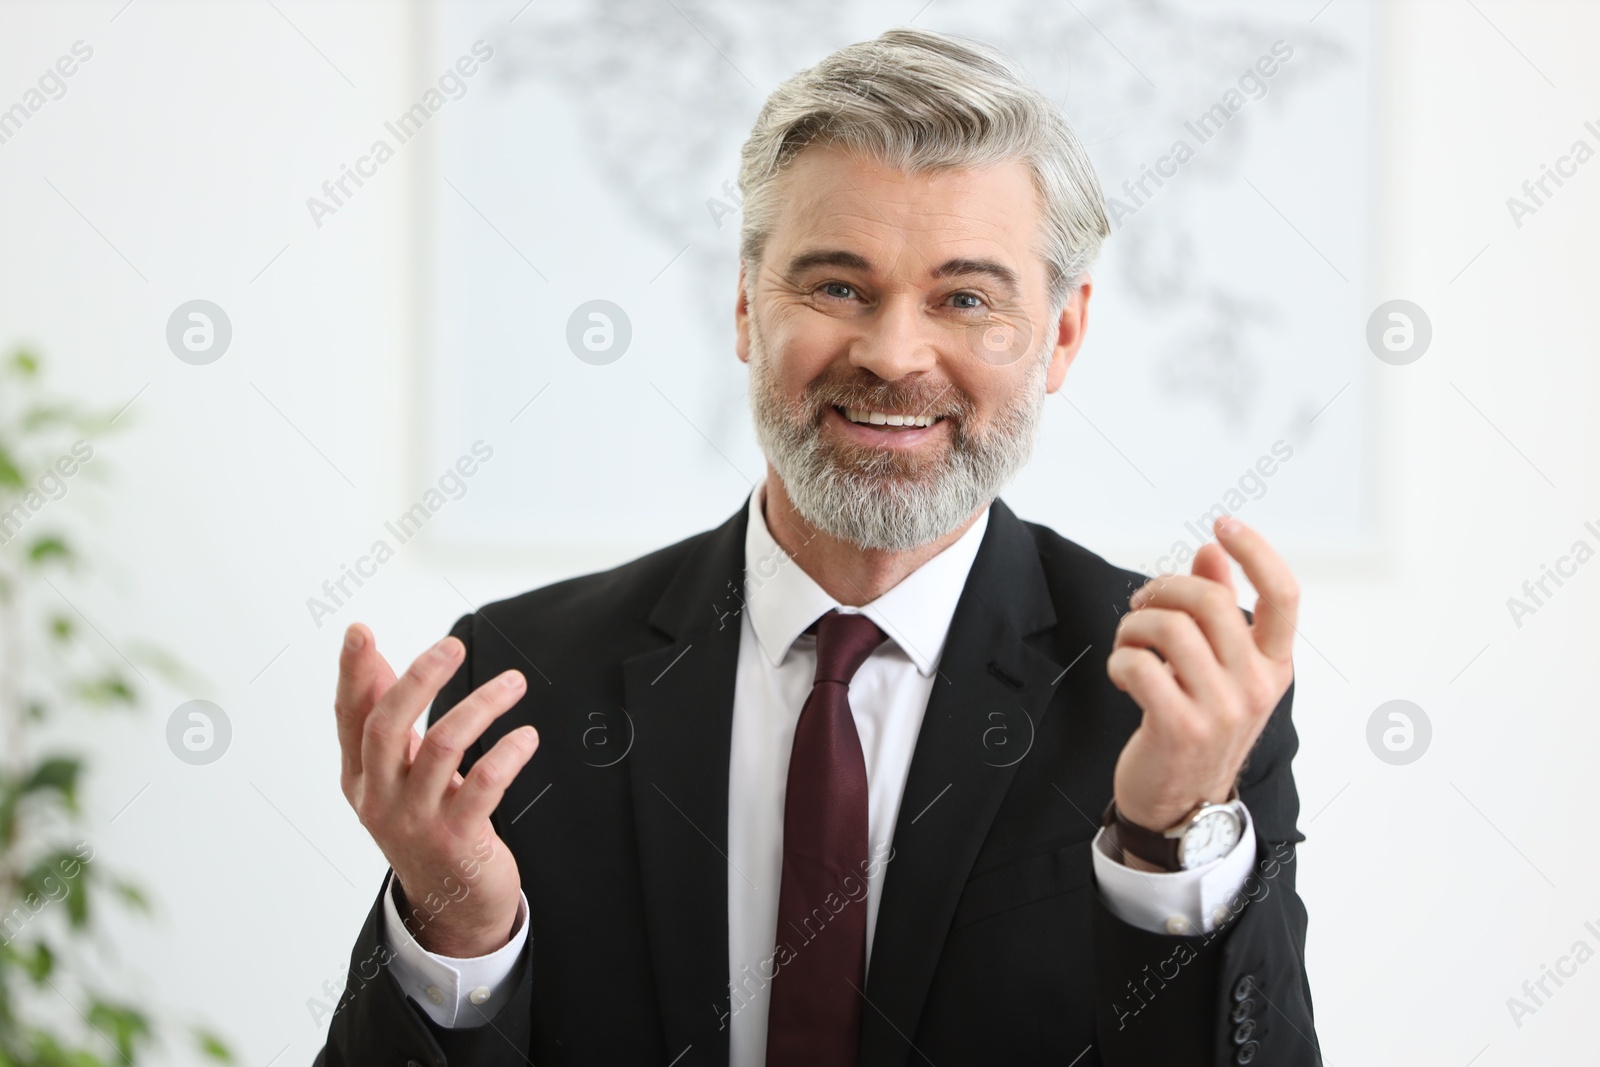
782, 249, 1022, 300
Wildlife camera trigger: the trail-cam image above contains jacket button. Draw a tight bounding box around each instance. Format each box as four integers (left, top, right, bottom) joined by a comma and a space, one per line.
1233, 1018, 1256, 1044
1235, 1040, 1259, 1065
1231, 998, 1253, 1023
1233, 974, 1256, 1002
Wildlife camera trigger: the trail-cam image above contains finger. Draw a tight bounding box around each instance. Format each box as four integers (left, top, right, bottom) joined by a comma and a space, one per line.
446, 725, 540, 835
1129, 573, 1255, 672
409, 670, 528, 801
335, 623, 397, 780
360, 635, 465, 799
1106, 645, 1189, 720
1215, 517, 1299, 661
1114, 607, 1230, 709
1192, 538, 1236, 595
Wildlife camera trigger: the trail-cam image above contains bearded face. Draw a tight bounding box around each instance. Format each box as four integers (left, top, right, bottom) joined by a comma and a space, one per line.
747, 306, 1050, 552
736, 147, 1085, 553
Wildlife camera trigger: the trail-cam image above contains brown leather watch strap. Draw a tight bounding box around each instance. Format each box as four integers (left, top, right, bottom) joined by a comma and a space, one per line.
1100, 797, 1182, 871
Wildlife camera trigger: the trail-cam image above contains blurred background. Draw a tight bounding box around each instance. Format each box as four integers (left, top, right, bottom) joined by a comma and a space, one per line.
0, 0, 1595, 1062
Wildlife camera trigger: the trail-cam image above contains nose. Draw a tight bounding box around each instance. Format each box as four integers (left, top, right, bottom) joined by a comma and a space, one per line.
847, 295, 940, 381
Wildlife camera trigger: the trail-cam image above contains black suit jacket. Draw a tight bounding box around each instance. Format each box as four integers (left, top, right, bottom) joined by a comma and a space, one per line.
316, 497, 1321, 1066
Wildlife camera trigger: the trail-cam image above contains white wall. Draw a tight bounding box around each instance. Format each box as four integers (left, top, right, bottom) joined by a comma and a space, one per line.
0, 1, 1594, 1063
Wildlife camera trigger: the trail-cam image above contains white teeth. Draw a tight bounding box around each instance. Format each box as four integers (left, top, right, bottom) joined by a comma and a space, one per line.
843, 408, 938, 428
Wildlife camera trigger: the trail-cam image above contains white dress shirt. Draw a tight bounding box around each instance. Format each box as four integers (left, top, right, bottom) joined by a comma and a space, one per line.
381, 484, 1257, 1055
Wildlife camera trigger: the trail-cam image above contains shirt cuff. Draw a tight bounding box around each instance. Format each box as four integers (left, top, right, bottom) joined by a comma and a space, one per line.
379, 871, 530, 1028
1091, 802, 1257, 936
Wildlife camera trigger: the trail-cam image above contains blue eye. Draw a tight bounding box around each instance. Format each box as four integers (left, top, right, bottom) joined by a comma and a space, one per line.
818, 282, 856, 300
950, 292, 985, 310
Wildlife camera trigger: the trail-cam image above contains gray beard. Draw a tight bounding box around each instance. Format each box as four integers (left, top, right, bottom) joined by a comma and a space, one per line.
747, 322, 1049, 552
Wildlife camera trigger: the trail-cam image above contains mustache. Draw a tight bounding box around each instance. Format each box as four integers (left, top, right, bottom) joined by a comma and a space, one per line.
800, 373, 972, 423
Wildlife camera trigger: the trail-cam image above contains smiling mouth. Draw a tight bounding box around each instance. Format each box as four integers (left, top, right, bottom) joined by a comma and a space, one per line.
835, 406, 945, 429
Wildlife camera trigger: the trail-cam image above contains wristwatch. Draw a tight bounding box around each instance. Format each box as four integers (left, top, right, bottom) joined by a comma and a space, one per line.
1101, 789, 1244, 872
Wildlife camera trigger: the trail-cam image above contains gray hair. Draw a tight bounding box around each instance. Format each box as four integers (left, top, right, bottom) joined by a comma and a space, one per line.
737, 27, 1110, 315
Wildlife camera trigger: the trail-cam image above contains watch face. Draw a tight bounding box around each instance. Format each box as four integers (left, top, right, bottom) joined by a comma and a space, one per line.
1180, 808, 1242, 869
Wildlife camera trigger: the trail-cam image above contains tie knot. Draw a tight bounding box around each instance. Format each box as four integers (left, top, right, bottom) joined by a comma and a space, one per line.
810, 610, 886, 686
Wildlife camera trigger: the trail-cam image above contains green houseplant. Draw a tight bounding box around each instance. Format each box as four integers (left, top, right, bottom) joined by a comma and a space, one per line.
0, 347, 231, 1065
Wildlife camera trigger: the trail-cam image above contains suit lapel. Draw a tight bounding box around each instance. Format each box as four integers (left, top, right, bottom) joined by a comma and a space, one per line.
859, 499, 1063, 1066
618, 497, 1064, 1066
624, 503, 749, 1067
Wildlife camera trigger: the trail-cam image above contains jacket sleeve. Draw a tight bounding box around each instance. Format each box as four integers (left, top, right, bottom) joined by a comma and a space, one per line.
314, 612, 540, 1067
1091, 677, 1322, 1067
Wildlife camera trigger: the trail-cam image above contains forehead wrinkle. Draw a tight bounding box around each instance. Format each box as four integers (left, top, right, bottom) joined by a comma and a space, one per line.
793, 209, 1020, 270
814, 199, 1020, 244
843, 190, 1024, 246
785, 221, 936, 283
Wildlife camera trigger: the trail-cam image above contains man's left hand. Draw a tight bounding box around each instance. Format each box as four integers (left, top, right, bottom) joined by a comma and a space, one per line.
1106, 515, 1298, 839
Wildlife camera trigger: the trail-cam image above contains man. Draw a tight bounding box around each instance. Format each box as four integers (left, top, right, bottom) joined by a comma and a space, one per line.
318, 26, 1318, 1067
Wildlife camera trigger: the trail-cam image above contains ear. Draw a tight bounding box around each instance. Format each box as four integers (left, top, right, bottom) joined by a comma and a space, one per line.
1045, 276, 1091, 394
735, 260, 752, 365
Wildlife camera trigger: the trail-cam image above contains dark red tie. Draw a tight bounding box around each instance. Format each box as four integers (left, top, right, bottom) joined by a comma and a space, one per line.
765, 610, 886, 1067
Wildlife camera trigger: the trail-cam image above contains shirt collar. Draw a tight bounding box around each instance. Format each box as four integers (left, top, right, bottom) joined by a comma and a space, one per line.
742, 479, 990, 678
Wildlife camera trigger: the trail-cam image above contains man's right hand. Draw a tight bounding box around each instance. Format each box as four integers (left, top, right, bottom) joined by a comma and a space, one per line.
335, 621, 538, 959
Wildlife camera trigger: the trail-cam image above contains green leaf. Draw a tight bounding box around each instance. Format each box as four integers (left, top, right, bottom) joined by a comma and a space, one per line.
21, 405, 78, 431
22, 941, 54, 983
194, 1027, 235, 1063
27, 537, 72, 566
11, 885, 73, 933
23, 757, 81, 799
0, 444, 22, 490
86, 1000, 151, 1061
124, 641, 196, 688
75, 675, 137, 707
63, 878, 89, 927
50, 615, 73, 641
109, 879, 150, 916
9, 348, 39, 376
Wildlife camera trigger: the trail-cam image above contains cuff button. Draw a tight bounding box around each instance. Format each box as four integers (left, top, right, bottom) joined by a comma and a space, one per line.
1232, 974, 1256, 1002
1235, 1039, 1259, 1065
